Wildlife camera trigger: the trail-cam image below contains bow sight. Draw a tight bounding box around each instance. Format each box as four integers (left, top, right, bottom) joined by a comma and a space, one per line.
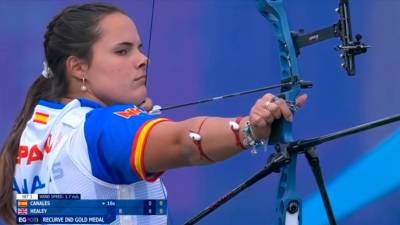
291, 0, 369, 75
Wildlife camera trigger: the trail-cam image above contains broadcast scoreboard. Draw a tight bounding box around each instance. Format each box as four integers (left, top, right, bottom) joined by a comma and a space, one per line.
15, 194, 167, 224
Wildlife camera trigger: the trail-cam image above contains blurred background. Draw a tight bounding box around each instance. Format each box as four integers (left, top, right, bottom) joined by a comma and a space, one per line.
1, 0, 400, 224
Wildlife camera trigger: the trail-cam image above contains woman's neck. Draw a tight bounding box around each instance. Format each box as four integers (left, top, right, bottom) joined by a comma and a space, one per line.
61, 91, 107, 106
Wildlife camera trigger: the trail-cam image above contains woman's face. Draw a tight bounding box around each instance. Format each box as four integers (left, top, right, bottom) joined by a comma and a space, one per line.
85, 12, 148, 106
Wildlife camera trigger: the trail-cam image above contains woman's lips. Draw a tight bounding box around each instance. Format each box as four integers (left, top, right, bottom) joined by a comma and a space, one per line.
134, 75, 147, 83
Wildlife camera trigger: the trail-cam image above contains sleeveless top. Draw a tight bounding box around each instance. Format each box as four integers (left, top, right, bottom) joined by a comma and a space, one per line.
13, 99, 170, 224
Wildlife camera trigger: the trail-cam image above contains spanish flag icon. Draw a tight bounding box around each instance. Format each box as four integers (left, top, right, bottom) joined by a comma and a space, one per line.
17, 200, 28, 207
33, 112, 49, 125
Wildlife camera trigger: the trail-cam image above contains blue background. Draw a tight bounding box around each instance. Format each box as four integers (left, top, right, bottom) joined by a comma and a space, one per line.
1, 0, 400, 225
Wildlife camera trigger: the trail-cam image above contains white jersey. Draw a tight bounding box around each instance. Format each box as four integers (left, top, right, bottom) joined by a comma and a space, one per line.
13, 99, 170, 225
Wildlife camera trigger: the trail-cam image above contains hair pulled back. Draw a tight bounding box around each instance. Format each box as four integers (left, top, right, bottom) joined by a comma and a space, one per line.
0, 3, 124, 224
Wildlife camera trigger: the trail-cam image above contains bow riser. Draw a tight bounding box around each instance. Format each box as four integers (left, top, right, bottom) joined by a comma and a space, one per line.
257, 0, 303, 224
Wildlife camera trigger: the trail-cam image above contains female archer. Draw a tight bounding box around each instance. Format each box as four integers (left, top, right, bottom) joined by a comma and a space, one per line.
0, 3, 306, 224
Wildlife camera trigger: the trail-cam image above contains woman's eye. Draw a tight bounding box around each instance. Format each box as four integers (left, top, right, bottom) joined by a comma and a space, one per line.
116, 49, 128, 55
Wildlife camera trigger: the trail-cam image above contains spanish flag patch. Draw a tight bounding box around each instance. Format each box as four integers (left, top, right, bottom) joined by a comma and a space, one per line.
33, 112, 49, 125
17, 200, 28, 207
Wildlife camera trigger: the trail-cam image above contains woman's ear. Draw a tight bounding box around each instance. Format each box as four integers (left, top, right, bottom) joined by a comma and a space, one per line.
65, 55, 88, 79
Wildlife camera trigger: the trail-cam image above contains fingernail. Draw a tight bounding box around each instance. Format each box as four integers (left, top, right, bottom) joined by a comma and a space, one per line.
288, 115, 293, 122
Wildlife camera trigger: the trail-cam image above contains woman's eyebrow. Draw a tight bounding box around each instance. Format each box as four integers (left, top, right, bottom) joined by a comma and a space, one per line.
115, 42, 133, 48
115, 42, 143, 49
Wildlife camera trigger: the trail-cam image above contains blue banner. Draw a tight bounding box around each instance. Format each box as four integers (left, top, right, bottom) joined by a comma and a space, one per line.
15, 197, 167, 224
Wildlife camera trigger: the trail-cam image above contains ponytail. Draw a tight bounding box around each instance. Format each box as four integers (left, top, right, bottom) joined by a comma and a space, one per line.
0, 3, 125, 224
0, 76, 52, 224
